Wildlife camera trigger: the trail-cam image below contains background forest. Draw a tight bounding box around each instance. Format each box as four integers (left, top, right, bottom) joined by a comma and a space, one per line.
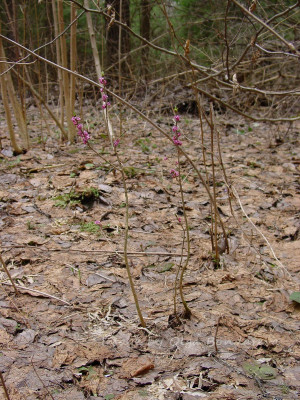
0, 1, 300, 400
0, 0, 299, 149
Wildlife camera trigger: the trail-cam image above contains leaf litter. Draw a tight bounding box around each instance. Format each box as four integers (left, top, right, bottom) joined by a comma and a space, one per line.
0, 110, 299, 400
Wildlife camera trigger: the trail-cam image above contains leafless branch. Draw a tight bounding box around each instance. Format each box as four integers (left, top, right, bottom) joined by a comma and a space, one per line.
230, 0, 299, 54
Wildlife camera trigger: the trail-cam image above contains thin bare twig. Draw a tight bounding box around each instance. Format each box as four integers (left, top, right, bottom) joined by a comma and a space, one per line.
1, 282, 71, 305
189, 74, 300, 97
255, 43, 300, 59
0, 371, 11, 400
194, 85, 300, 122
0, 245, 190, 257
31, 358, 55, 400
214, 316, 222, 353
232, 185, 291, 277
1, 33, 299, 124
0, 10, 85, 77
230, 0, 299, 54
0, 253, 19, 295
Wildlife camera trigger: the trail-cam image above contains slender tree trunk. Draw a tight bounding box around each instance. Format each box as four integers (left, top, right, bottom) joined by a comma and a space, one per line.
0, 21, 26, 154
140, 0, 151, 77
105, 0, 130, 75
51, 0, 66, 140
84, 0, 102, 78
1, 3, 29, 148
0, 49, 23, 154
57, 0, 76, 142
70, 3, 77, 118
12, 69, 67, 138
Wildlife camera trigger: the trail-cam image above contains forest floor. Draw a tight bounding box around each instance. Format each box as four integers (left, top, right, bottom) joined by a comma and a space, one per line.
0, 107, 299, 400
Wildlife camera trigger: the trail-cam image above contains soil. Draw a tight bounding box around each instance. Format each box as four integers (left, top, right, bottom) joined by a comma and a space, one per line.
0, 108, 299, 400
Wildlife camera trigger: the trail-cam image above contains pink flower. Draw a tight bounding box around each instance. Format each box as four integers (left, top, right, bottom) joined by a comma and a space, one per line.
82, 131, 90, 144
172, 114, 182, 145
71, 116, 90, 144
99, 77, 107, 85
78, 129, 90, 144
95, 220, 101, 225
170, 169, 179, 178
99, 77, 110, 108
113, 139, 120, 147
71, 116, 81, 125
173, 136, 182, 146
102, 101, 111, 109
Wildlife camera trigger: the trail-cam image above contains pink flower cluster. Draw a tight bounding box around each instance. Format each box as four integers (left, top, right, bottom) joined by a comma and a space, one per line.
99, 77, 110, 109
71, 116, 90, 144
113, 139, 120, 147
170, 168, 179, 178
172, 114, 182, 146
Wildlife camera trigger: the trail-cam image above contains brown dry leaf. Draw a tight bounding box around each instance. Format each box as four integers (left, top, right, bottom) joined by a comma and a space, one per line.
1, 114, 299, 400
121, 355, 154, 378
13, 329, 37, 349
55, 387, 86, 400
0, 328, 11, 344
283, 366, 300, 387
52, 175, 74, 189
53, 342, 113, 369
78, 365, 103, 396
118, 389, 159, 400
174, 341, 208, 358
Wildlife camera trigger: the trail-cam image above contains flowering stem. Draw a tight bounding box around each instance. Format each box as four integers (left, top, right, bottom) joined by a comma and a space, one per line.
72, 75, 145, 327
114, 149, 146, 328
210, 103, 219, 265
173, 219, 186, 324
177, 152, 191, 318
86, 141, 119, 172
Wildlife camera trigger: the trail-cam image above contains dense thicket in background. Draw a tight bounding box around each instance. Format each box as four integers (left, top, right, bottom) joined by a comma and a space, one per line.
0, 0, 299, 149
